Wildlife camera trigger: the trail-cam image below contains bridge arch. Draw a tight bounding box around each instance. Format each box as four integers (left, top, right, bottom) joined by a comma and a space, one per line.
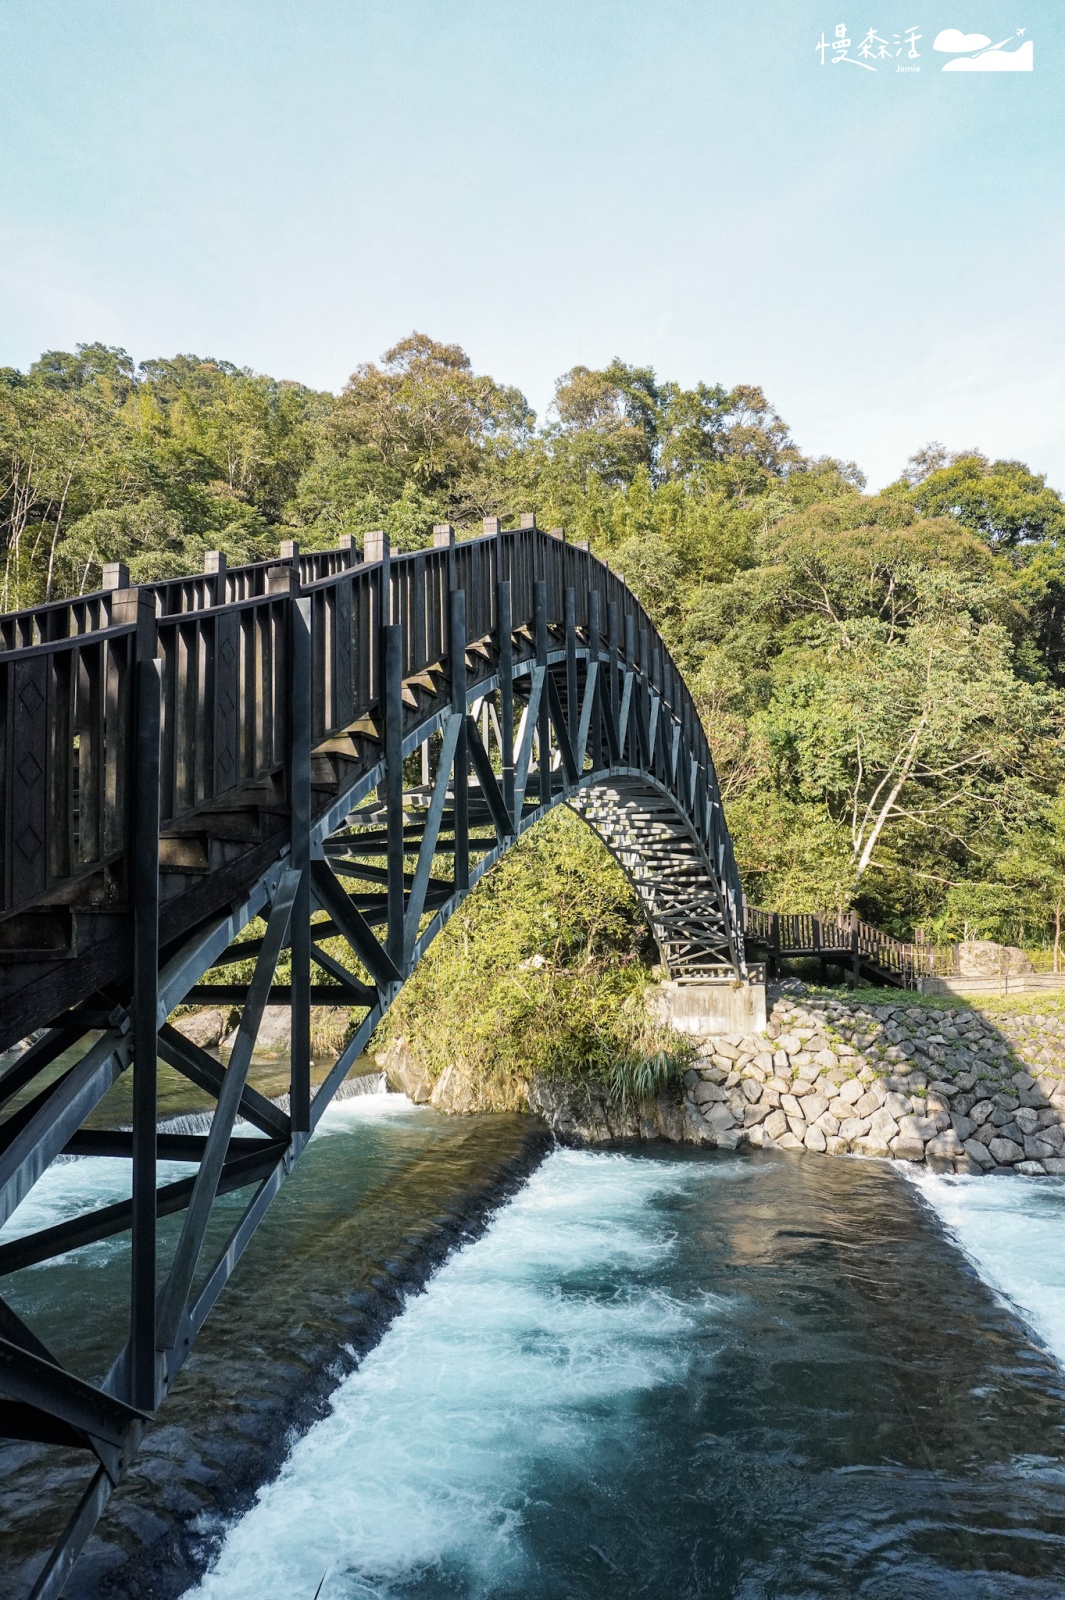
0, 521, 746, 1595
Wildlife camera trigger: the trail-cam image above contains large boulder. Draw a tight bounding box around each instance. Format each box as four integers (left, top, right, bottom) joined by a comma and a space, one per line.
219, 1005, 291, 1061
956, 940, 1034, 977
174, 1008, 228, 1050
430, 1062, 482, 1115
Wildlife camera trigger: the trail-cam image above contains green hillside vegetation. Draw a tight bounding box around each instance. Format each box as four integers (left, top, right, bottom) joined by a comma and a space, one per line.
5, 333, 1065, 1089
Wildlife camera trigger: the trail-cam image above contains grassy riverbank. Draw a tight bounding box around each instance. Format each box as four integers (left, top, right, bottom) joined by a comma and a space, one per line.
378, 808, 692, 1110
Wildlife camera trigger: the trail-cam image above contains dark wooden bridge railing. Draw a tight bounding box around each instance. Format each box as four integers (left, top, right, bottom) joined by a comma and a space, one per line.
743, 905, 937, 988
0, 522, 741, 941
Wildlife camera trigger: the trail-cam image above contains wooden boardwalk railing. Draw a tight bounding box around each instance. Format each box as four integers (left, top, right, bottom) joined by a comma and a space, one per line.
743, 906, 951, 989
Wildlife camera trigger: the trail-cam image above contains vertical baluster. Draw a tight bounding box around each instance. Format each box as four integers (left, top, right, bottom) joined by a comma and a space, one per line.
334, 569, 354, 735
624, 612, 636, 764
50, 644, 73, 879
412, 551, 426, 676
9, 653, 51, 909
587, 588, 602, 773
384, 624, 406, 972
450, 589, 469, 890
497, 566, 514, 820
607, 601, 620, 755
535, 580, 550, 808
564, 587, 578, 752
289, 595, 312, 1135
129, 588, 159, 1411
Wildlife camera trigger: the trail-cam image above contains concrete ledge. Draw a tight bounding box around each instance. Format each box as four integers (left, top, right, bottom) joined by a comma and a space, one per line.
920, 974, 1065, 997
655, 980, 767, 1037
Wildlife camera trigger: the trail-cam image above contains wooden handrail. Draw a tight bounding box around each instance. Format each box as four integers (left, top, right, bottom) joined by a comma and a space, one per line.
743, 904, 961, 986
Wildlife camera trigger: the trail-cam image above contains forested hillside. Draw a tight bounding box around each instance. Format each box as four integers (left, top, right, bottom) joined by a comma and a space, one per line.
4, 333, 1065, 949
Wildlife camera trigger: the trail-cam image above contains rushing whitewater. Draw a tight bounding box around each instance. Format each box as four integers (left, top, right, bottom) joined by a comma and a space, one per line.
4, 1105, 1065, 1598
188, 1151, 716, 1598
184, 1144, 1065, 1600
912, 1170, 1065, 1367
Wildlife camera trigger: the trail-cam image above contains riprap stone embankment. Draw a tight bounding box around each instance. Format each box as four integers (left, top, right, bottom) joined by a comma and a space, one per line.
532, 987, 1065, 1176
683, 989, 1065, 1175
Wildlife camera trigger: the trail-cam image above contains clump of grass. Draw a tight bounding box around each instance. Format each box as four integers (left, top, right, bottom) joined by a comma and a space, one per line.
604, 1048, 688, 1110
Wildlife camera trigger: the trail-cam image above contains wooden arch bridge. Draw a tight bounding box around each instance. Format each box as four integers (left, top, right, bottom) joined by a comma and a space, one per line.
0, 519, 750, 1594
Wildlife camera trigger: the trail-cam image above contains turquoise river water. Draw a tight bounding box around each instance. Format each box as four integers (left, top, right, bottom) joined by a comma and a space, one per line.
3, 1094, 1065, 1598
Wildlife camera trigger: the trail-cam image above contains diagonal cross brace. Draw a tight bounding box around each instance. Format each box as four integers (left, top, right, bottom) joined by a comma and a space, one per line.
404, 711, 464, 967
310, 858, 401, 990
546, 674, 580, 783
157, 1025, 290, 1141
0, 1030, 129, 1231
616, 668, 634, 762
464, 714, 514, 844
512, 663, 545, 815
156, 868, 301, 1356
597, 669, 621, 766
573, 658, 599, 772
0, 1337, 147, 1450
309, 941, 377, 1003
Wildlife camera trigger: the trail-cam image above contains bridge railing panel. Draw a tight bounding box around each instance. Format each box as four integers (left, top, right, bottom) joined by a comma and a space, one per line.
0, 625, 136, 918
0, 590, 122, 651
0, 525, 748, 938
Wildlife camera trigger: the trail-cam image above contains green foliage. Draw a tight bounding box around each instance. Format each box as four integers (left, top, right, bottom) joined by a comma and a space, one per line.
604, 1051, 687, 1110
380, 809, 691, 1104
5, 331, 1065, 964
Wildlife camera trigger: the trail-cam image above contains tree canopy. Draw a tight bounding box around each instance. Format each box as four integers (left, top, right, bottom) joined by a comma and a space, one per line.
3, 333, 1064, 946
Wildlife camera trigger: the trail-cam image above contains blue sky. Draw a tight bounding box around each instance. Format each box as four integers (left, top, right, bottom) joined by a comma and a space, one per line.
0, 1, 1060, 489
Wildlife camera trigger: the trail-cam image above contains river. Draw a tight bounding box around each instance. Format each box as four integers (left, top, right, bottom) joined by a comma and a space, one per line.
3, 1098, 1065, 1597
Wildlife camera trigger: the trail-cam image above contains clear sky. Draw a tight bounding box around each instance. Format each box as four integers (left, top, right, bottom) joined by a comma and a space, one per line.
0, 1, 1061, 489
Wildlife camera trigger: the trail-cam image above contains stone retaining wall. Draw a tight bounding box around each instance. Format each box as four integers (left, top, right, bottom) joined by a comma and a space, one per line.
686, 986, 1065, 1175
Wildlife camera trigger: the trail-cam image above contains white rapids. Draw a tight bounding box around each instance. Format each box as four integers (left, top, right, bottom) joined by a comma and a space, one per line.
910, 1169, 1065, 1369
185, 1148, 730, 1600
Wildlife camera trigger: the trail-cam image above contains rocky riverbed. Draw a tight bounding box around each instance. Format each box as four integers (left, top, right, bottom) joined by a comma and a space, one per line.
528, 986, 1065, 1177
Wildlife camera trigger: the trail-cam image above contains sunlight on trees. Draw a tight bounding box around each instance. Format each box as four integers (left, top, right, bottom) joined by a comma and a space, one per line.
4, 333, 1065, 947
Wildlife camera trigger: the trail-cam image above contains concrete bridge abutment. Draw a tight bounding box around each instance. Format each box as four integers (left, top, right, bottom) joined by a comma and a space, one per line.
654, 969, 767, 1038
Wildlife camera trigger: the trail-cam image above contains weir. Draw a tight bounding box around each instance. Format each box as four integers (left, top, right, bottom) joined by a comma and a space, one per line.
0, 519, 749, 1595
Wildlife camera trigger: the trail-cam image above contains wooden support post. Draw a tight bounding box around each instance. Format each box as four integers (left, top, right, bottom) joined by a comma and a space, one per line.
623, 612, 636, 762
288, 595, 312, 1134
607, 601, 620, 750
434, 522, 456, 601
130, 590, 159, 1411
850, 909, 861, 986
564, 586, 578, 757
587, 589, 602, 773
204, 550, 226, 607
384, 625, 405, 976
535, 580, 551, 808
497, 576, 514, 819
365, 529, 390, 630
450, 589, 469, 888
